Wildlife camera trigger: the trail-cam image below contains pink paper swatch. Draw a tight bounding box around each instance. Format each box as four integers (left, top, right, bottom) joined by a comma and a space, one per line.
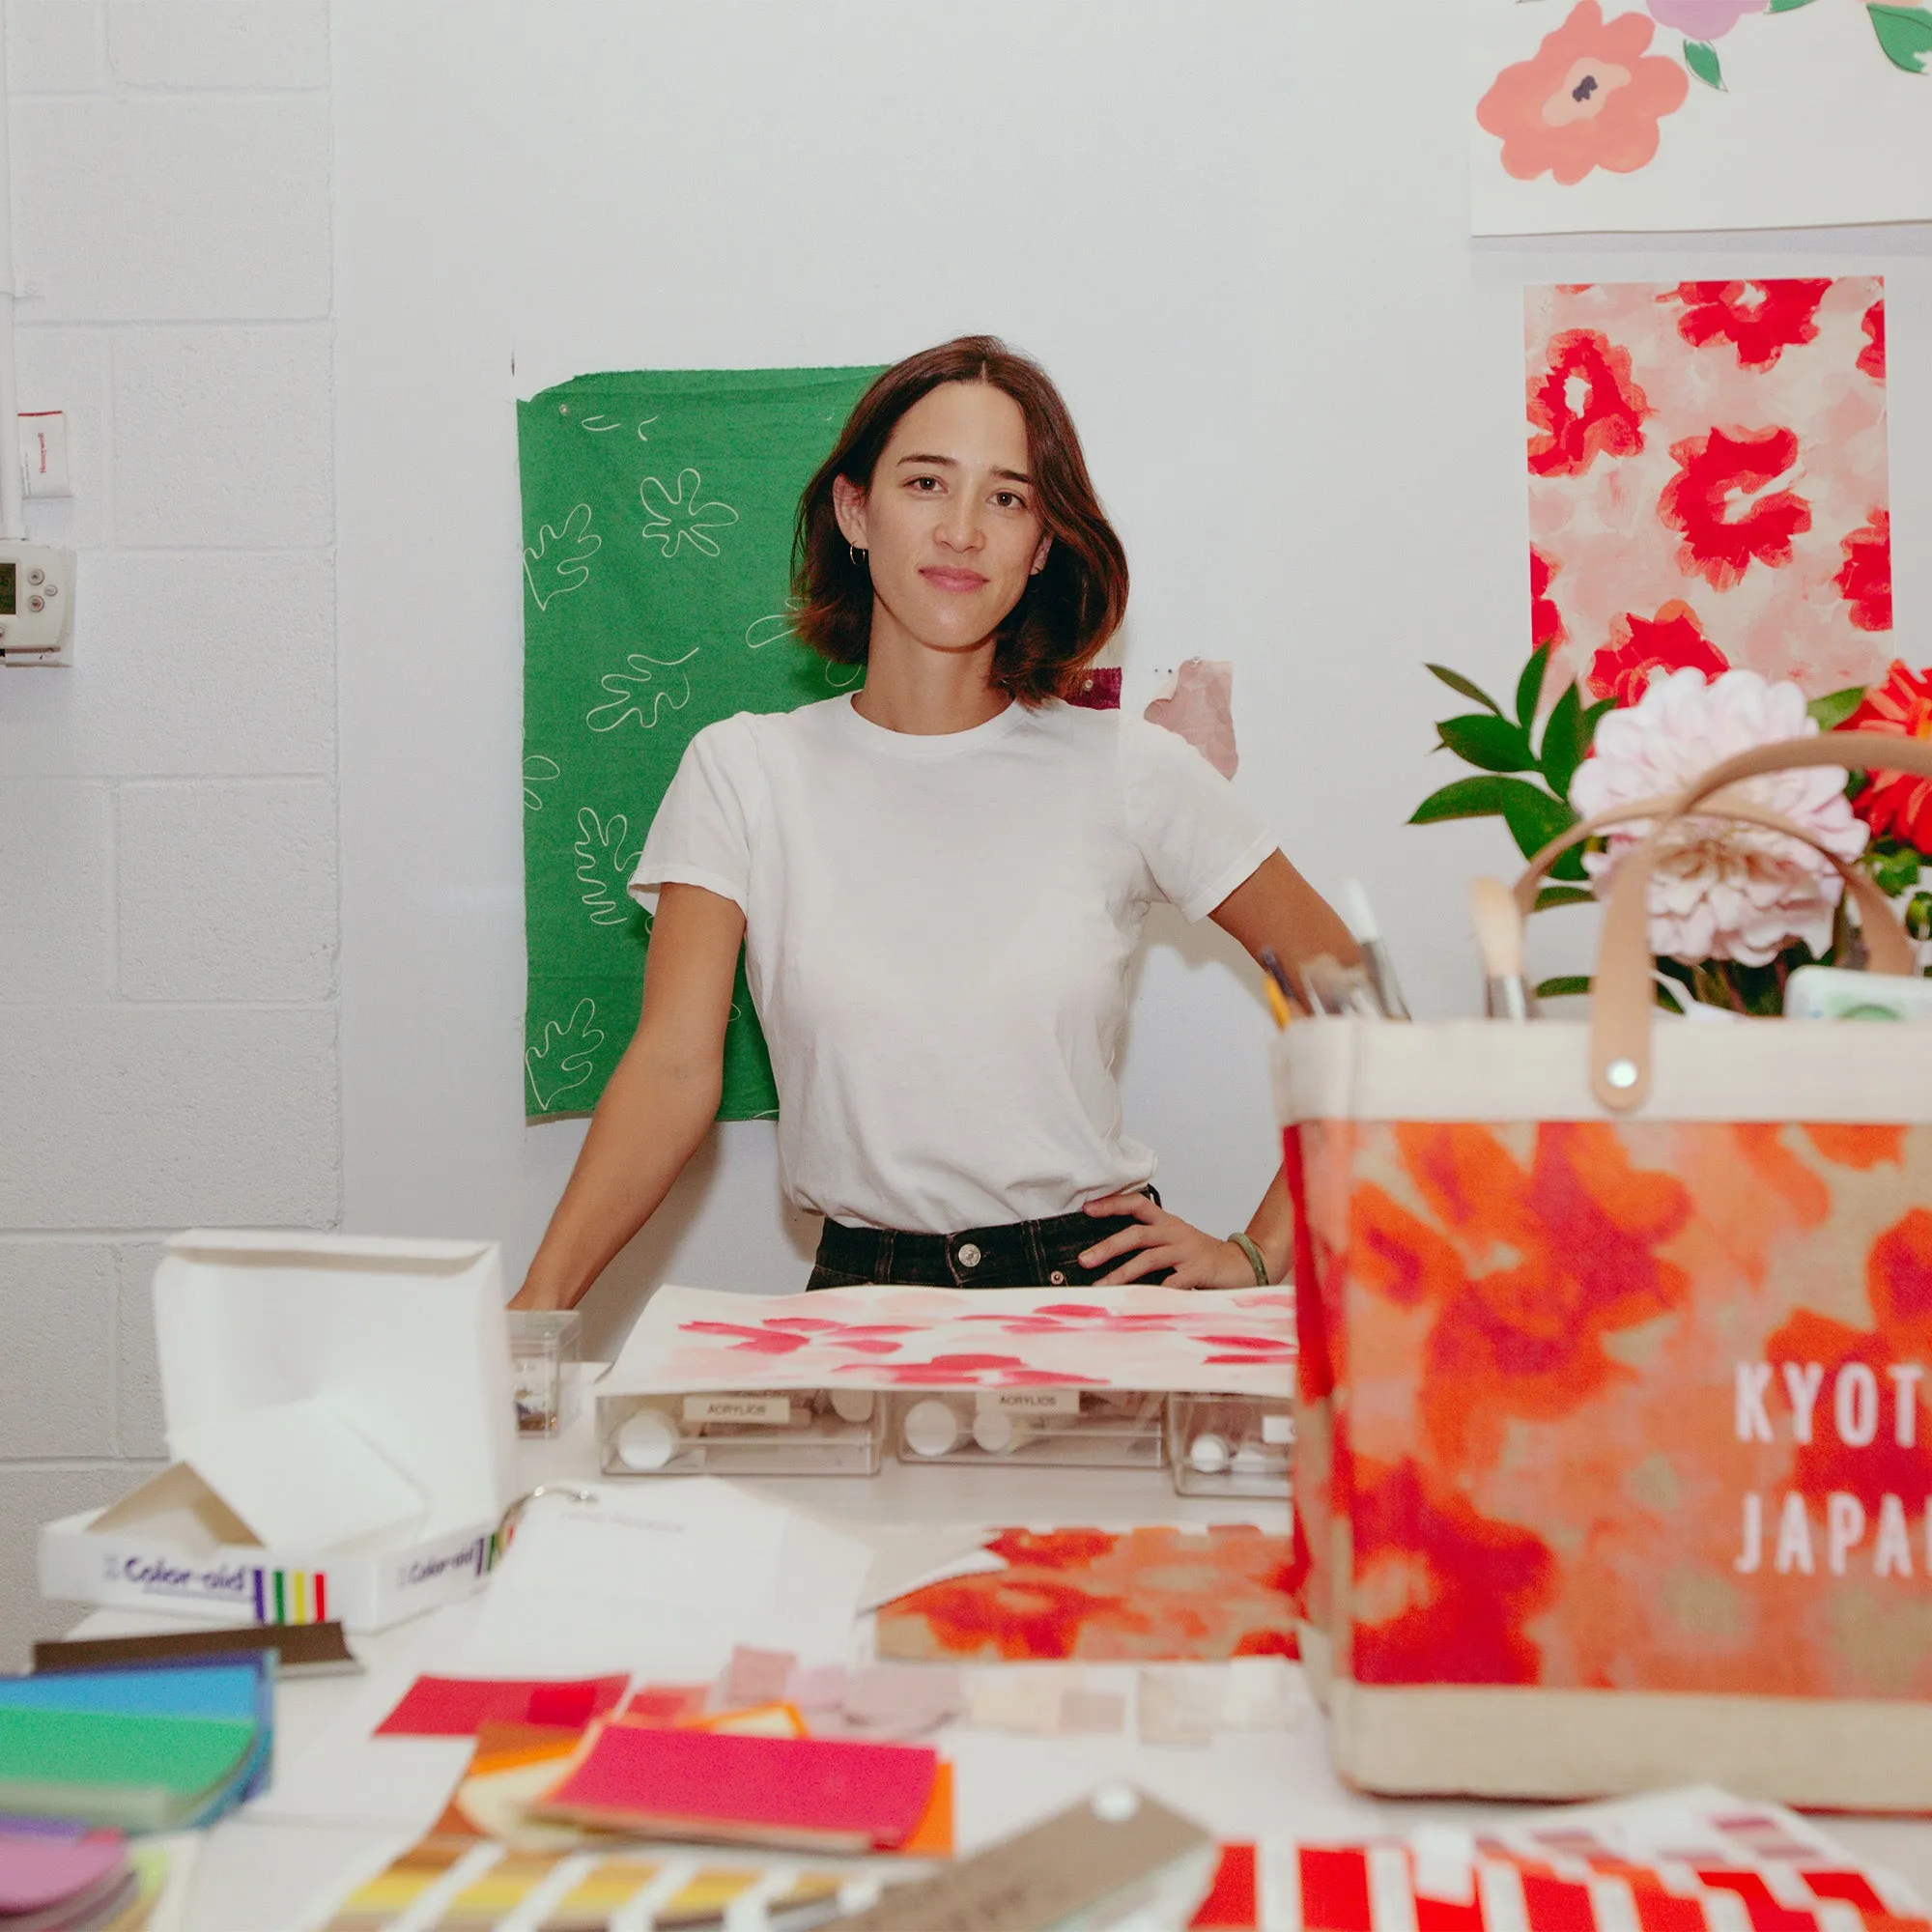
0, 1828, 125, 1914
375, 1674, 627, 1738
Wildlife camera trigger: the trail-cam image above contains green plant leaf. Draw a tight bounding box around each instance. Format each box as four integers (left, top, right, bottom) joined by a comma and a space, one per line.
1768, 0, 1818, 11
1906, 891, 1932, 942
1515, 649, 1548, 729
1683, 38, 1725, 86
1426, 663, 1504, 716
1870, 840, 1924, 897
1436, 713, 1538, 773
1409, 775, 1518, 824
1498, 781, 1580, 866
1536, 975, 1594, 1002
1535, 885, 1597, 910
1807, 685, 1867, 730
1538, 683, 1589, 802
1869, 4, 1932, 72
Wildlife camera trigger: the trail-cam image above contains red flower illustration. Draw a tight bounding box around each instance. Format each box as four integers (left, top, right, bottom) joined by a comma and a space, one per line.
1528, 328, 1654, 478
1587, 601, 1728, 706
1839, 658, 1932, 852
1350, 1458, 1557, 1686
1860, 299, 1886, 381
1663, 279, 1833, 371
1658, 425, 1811, 590
1531, 547, 1568, 653
1835, 509, 1892, 635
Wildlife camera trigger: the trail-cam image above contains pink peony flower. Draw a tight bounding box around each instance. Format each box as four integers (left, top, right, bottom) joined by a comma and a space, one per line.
1647, 0, 1766, 38
1569, 668, 1867, 966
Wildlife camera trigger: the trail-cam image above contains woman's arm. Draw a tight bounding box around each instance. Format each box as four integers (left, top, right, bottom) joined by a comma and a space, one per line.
1081, 851, 1358, 1288
510, 883, 746, 1311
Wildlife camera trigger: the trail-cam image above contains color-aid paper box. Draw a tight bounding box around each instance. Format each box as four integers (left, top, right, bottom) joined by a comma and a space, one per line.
600, 1388, 886, 1477
38, 1232, 520, 1633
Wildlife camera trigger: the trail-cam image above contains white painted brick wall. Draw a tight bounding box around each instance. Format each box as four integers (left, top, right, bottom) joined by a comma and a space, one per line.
118, 779, 337, 998
0, 1, 337, 1664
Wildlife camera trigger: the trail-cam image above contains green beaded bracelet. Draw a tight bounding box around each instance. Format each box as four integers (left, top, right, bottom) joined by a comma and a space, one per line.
1229, 1232, 1270, 1287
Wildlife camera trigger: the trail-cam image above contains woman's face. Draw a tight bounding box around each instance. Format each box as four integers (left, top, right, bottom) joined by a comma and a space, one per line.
834, 381, 1051, 658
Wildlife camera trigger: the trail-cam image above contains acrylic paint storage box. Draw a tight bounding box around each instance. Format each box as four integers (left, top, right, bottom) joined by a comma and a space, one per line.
508, 1308, 582, 1438
891, 1388, 1165, 1467
599, 1388, 886, 1477
1165, 1393, 1293, 1497
40, 1231, 520, 1633
1277, 733, 1932, 1809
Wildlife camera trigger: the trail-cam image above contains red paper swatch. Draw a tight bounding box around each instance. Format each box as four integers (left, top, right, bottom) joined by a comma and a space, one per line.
1190, 1844, 1259, 1930
375, 1673, 627, 1738
536, 1722, 938, 1852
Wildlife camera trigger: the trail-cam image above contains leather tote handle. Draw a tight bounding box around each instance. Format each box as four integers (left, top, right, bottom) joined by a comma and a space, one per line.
1571, 730, 1932, 1111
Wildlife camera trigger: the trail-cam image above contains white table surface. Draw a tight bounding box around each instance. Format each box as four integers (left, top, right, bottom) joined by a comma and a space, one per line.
68, 1381, 1932, 1930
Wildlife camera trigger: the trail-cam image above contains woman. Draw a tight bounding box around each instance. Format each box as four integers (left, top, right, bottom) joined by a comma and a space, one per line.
512, 337, 1356, 1309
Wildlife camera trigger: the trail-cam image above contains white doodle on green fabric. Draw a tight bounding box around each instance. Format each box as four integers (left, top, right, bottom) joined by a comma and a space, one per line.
573, 807, 642, 925
640, 469, 740, 558
523, 754, 560, 810
586, 646, 700, 732
745, 612, 793, 650
524, 503, 602, 610
525, 997, 605, 1113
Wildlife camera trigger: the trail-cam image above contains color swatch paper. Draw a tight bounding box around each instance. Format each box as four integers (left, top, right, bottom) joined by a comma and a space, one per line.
376, 1675, 627, 1739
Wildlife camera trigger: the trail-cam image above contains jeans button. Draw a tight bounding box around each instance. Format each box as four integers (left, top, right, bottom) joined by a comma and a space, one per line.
1049, 1269, 1066, 1285
956, 1242, 982, 1269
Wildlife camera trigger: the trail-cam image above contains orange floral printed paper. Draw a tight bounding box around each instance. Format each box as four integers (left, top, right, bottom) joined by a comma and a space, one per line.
1471, 1, 1932, 236
874, 1526, 1299, 1663
1527, 279, 1892, 705
1294, 1116, 1932, 1699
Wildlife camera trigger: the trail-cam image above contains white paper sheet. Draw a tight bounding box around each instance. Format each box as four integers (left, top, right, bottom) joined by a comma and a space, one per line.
170, 1397, 427, 1553
1469, 0, 1932, 235
461, 1479, 872, 1678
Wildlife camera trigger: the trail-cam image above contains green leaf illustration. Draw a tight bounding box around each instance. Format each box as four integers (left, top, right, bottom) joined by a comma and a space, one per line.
1538, 683, 1589, 803
1869, 4, 1932, 72
1437, 713, 1538, 773
1515, 648, 1548, 729
1768, 0, 1818, 11
1684, 38, 1725, 88
1426, 664, 1504, 715
1808, 685, 1868, 730
1536, 886, 1597, 911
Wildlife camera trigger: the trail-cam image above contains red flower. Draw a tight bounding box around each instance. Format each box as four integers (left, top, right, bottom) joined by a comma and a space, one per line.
1587, 601, 1728, 706
1860, 299, 1886, 381
1658, 425, 1810, 590
1839, 658, 1932, 852
1528, 328, 1653, 478
1530, 547, 1567, 653
1663, 279, 1833, 371
1835, 508, 1891, 634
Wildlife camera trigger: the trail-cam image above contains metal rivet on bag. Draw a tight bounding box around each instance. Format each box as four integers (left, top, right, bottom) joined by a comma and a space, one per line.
1605, 1059, 1638, 1090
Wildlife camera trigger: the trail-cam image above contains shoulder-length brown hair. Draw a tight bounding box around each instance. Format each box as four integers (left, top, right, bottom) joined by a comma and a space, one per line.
791, 337, 1128, 706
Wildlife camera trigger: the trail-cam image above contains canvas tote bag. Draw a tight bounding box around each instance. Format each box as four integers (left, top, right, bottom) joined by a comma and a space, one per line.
1280, 731, 1932, 1808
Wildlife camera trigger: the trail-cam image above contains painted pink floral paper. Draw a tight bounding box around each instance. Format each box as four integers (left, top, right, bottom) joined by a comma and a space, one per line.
605, 1283, 1293, 1396
1527, 279, 1892, 705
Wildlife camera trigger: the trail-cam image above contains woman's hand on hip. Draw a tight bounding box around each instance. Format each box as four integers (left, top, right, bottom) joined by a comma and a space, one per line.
1077, 1192, 1261, 1290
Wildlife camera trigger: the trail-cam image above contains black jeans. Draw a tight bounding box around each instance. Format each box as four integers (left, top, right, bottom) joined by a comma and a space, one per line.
807, 1187, 1172, 1290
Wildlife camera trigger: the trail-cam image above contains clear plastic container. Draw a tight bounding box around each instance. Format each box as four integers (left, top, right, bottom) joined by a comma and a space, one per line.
1164, 1393, 1293, 1497
891, 1388, 1164, 1468
596, 1388, 886, 1477
507, 1308, 581, 1438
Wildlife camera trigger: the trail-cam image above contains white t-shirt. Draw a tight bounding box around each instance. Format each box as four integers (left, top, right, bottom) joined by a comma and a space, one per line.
630, 694, 1274, 1235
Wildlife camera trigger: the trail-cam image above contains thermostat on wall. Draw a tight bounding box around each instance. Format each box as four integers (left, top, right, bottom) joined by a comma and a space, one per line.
0, 542, 74, 666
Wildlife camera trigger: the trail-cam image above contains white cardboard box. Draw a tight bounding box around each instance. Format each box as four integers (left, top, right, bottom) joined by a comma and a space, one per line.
39, 1231, 521, 1633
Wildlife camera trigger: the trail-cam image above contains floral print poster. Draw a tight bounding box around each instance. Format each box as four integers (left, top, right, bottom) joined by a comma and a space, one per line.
1471, 1, 1932, 234
1526, 278, 1894, 704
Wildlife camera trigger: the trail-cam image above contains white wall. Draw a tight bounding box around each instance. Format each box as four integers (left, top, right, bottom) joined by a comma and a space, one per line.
335, 1, 1931, 1357
3, 1, 1928, 1660
0, 0, 336, 1664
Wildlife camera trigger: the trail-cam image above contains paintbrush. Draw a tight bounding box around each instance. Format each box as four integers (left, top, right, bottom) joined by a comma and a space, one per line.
1338, 878, 1412, 1022
1469, 875, 1537, 1020
1257, 948, 1301, 1029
